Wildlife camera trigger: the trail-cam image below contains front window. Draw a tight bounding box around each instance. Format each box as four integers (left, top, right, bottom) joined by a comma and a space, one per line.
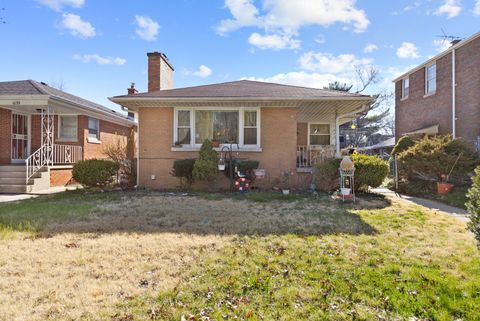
426, 63, 436, 95
402, 78, 409, 98
174, 108, 260, 148
58, 115, 77, 141
88, 117, 100, 140
309, 123, 330, 145
195, 110, 238, 144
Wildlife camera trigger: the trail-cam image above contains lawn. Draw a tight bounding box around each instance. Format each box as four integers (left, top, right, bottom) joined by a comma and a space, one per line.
0, 190, 479, 320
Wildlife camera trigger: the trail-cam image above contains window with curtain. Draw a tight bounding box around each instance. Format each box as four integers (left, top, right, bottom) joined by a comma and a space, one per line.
244, 110, 257, 145
177, 110, 191, 144
195, 110, 238, 144
58, 115, 77, 141
309, 124, 330, 145
88, 117, 100, 140
426, 63, 436, 95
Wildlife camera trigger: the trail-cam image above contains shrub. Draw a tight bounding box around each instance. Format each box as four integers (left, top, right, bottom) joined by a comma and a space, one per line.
102, 132, 135, 186
314, 158, 341, 192
397, 135, 478, 185
467, 166, 480, 248
391, 136, 415, 156
192, 140, 218, 181
72, 159, 119, 188
171, 158, 196, 189
351, 154, 389, 192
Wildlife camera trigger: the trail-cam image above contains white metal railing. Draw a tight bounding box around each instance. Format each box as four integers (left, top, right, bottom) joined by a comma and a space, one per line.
53, 144, 83, 164
297, 145, 336, 168
26, 144, 49, 184
26, 144, 83, 183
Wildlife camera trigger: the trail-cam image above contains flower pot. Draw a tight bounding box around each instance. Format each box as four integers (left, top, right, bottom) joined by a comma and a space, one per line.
282, 189, 290, 196
211, 140, 221, 148
340, 187, 351, 196
437, 182, 454, 195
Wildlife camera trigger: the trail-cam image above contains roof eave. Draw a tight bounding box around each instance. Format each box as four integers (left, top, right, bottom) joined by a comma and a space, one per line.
392, 31, 480, 83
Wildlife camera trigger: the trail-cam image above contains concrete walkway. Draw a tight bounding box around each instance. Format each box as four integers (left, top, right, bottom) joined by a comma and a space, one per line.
371, 188, 470, 222
0, 185, 81, 203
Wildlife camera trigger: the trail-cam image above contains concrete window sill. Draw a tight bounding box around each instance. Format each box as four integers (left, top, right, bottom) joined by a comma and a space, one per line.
171, 146, 263, 152
87, 137, 101, 144
423, 92, 436, 98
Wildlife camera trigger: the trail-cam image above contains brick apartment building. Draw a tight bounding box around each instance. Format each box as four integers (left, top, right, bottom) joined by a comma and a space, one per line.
394, 31, 480, 147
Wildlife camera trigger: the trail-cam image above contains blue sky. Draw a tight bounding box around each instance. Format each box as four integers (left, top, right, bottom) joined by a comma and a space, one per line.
1, 0, 479, 112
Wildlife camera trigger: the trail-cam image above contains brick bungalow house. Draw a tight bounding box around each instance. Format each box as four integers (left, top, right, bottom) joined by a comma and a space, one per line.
110, 52, 373, 190
0, 80, 136, 193
394, 31, 480, 147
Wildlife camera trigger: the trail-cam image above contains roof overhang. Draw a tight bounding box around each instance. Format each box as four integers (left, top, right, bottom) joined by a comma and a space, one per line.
392, 31, 480, 83
404, 124, 439, 136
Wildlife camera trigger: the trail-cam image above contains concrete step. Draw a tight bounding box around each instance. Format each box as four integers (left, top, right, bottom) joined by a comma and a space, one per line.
0, 166, 26, 173
0, 177, 34, 185
0, 184, 28, 194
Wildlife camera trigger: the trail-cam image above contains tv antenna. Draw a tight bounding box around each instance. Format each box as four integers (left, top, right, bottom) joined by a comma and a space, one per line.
436, 28, 461, 43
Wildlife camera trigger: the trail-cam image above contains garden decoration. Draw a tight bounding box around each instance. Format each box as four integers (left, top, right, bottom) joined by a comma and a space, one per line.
339, 155, 355, 202
219, 145, 235, 191
281, 170, 292, 195
437, 153, 462, 195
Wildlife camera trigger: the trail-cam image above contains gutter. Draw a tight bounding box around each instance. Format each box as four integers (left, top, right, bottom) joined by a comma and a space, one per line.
109, 95, 372, 103
335, 104, 369, 157
452, 48, 456, 139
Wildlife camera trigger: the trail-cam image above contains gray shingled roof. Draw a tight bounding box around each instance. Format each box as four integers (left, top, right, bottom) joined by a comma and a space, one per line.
0, 80, 132, 122
114, 80, 370, 99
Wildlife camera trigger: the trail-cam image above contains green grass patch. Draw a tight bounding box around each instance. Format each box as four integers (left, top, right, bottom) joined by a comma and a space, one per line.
429, 185, 469, 210
0, 190, 122, 237
194, 190, 308, 202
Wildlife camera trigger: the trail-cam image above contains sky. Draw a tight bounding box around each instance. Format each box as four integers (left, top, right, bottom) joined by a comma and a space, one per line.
0, 0, 479, 112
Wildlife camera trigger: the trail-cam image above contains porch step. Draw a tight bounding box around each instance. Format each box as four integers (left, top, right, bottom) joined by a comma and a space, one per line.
0, 165, 48, 194
0, 165, 26, 172
0, 184, 28, 194
0, 177, 34, 185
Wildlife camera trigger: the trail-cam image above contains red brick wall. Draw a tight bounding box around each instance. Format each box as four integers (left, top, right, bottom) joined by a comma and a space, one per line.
50, 168, 74, 186
395, 36, 480, 146
0, 108, 12, 165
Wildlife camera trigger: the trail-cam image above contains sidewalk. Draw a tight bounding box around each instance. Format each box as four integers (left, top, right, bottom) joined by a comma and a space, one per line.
371, 188, 470, 223
0, 185, 81, 203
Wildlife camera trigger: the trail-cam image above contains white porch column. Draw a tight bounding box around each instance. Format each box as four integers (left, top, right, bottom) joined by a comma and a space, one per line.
335, 115, 341, 158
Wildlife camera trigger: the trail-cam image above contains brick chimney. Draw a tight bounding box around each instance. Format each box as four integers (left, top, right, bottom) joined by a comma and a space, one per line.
147, 52, 174, 92
127, 82, 138, 95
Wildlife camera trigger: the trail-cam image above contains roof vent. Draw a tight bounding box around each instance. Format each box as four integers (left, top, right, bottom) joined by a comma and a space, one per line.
40, 81, 48, 86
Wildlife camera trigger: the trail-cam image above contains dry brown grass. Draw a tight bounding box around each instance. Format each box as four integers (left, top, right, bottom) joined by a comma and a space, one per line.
0, 192, 387, 321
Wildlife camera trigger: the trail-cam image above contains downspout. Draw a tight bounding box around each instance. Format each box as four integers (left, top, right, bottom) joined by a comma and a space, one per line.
452, 48, 456, 139
335, 104, 368, 157
135, 111, 140, 187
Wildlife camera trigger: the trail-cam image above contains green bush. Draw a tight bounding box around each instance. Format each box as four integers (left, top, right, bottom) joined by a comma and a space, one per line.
351, 154, 389, 192
391, 136, 415, 156
192, 140, 218, 181
72, 159, 119, 188
398, 136, 478, 184
171, 158, 196, 189
467, 166, 480, 248
314, 158, 340, 192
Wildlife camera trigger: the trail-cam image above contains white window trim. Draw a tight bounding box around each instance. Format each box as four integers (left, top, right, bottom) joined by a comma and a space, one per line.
87, 117, 101, 143
57, 114, 78, 142
308, 122, 332, 146
173, 107, 261, 150
425, 62, 436, 96
401, 77, 409, 99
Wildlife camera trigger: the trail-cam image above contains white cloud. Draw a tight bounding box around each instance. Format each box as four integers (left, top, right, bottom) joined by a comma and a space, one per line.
37, 0, 84, 11
393, 1, 422, 15
474, 0, 480, 15
242, 71, 350, 89
433, 39, 451, 52
185, 65, 213, 78
364, 43, 378, 53
435, 0, 462, 18
314, 34, 326, 44
298, 51, 372, 74
217, 0, 370, 50
248, 32, 301, 50
135, 15, 160, 41
61, 13, 96, 38
396, 42, 420, 59
73, 54, 126, 65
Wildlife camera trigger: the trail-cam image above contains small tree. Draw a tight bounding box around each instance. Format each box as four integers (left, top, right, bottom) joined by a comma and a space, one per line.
171, 158, 196, 189
467, 166, 480, 248
391, 136, 415, 157
192, 140, 218, 181
72, 159, 119, 188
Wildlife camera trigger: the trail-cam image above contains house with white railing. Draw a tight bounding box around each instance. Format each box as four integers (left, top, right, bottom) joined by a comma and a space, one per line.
0, 80, 136, 193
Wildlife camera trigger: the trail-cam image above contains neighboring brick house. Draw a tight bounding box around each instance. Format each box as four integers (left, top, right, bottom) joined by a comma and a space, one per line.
0, 80, 136, 193
110, 52, 372, 190
394, 31, 480, 147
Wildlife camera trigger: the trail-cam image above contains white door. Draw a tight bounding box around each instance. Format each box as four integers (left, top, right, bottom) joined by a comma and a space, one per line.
11, 113, 30, 163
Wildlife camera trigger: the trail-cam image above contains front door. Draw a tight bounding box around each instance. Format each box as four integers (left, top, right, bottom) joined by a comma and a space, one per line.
11, 113, 30, 163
